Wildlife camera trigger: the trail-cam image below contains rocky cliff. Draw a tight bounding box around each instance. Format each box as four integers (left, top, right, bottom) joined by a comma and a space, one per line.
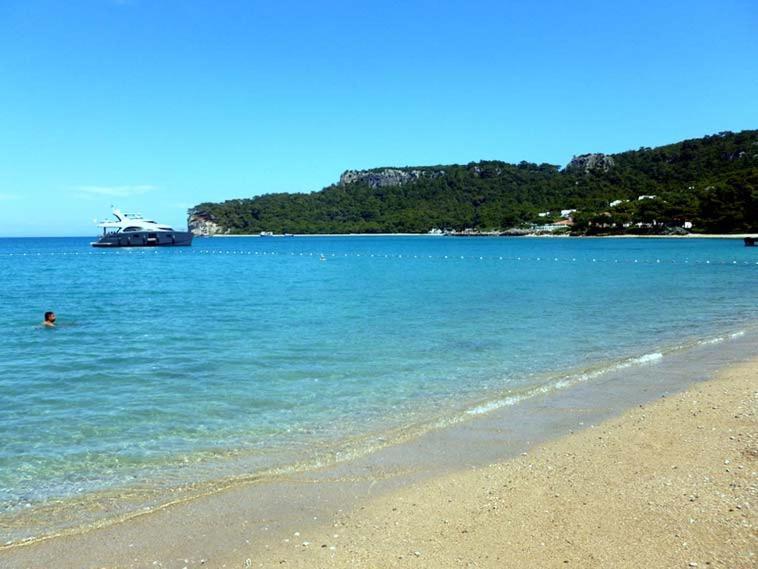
188, 211, 227, 236
339, 168, 445, 188
565, 153, 615, 174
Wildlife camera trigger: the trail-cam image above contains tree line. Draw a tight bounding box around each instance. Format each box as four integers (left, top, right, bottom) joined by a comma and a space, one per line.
189, 130, 757, 235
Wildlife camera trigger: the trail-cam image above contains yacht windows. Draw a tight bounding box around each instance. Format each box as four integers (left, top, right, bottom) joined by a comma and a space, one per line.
123, 227, 142, 232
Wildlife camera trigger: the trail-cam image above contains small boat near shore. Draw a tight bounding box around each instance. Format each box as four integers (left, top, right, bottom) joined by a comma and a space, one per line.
91, 209, 193, 248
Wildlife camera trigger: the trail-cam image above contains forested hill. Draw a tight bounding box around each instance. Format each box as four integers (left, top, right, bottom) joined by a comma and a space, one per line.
188, 130, 758, 235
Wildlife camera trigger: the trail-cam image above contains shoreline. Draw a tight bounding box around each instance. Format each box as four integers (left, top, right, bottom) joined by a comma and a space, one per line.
2, 329, 753, 546
263, 355, 756, 568
3, 330, 756, 568
204, 232, 757, 239
0, 233, 754, 240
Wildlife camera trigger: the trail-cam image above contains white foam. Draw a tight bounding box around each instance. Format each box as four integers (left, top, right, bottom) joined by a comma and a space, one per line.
698, 336, 725, 346
628, 352, 664, 365
465, 394, 528, 416
730, 330, 746, 339
465, 351, 664, 417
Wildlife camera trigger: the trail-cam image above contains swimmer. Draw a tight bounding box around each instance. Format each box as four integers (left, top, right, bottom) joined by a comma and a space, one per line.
42, 311, 56, 327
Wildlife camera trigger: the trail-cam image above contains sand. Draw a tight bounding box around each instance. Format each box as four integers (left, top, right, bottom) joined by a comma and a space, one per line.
2, 359, 755, 569
252, 359, 756, 569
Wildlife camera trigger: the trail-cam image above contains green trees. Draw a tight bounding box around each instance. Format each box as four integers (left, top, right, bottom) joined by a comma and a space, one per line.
697, 171, 758, 233
189, 130, 758, 235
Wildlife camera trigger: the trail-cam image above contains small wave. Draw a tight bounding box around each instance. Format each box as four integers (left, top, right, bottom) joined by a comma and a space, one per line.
627, 352, 664, 365
698, 336, 725, 346
665, 328, 750, 354
466, 393, 532, 416
695, 329, 748, 346
466, 351, 664, 417
461, 326, 756, 421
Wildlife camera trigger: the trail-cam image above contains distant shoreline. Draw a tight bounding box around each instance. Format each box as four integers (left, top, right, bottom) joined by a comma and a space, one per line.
203, 232, 757, 239
0, 233, 754, 240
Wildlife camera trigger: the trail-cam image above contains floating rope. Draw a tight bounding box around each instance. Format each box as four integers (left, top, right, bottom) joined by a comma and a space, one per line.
0, 249, 756, 266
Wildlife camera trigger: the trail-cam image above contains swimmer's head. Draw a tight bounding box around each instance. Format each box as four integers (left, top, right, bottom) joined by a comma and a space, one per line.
44, 311, 56, 324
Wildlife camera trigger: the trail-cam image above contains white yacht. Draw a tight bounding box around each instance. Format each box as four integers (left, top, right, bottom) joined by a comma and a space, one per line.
92, 209, 193, 248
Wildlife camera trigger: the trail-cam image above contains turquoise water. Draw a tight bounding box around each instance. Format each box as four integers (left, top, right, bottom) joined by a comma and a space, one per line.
1, 236, 757, 540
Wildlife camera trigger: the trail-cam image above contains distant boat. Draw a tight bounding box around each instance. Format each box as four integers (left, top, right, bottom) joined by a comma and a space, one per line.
91, 209, 193, 248
259, 231, 274, 237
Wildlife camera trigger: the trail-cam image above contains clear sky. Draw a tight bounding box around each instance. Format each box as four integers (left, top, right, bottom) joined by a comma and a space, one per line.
1, 0, 756, 236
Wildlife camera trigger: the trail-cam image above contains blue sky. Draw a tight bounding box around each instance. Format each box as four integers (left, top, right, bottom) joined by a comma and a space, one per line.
1, 0, 756, 236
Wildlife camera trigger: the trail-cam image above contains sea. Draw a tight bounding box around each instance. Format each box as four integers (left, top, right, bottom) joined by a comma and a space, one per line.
1, 235, 757, 543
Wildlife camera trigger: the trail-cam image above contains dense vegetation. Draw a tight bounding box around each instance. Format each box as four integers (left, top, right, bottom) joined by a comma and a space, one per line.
190, 130, 758, 235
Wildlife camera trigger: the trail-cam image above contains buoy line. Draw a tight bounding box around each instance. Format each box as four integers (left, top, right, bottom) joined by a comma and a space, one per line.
0, 249, 756, 266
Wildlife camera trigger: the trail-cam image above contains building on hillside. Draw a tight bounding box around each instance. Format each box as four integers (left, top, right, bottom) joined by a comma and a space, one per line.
529, 220, 573, 232
552, 219, 574, 227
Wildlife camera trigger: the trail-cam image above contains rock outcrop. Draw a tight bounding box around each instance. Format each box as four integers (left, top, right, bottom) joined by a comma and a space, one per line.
188, 211, 227, 236
565, 153, 615, 174
339, 168, 444, 188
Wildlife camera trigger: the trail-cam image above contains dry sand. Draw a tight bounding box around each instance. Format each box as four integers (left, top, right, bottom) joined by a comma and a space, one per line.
2, 359, 755, 569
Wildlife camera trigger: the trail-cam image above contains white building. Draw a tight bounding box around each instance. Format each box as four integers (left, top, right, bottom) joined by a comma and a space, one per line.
560, 209, 577, 218
530, 224, 568, 232
638, 195, 657, 201
609, 199, 625, 207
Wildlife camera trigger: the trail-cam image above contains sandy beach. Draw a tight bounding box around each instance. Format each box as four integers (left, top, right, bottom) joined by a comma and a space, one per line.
3, 354, 755, 568
2, 2, 756, 567
249, 358, 758, 569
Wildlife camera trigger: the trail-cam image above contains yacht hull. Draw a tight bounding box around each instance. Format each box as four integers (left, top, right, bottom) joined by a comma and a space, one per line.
91, 231, 194, 248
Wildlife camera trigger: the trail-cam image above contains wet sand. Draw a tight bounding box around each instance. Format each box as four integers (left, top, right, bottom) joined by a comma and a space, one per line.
2, 352, 755, 568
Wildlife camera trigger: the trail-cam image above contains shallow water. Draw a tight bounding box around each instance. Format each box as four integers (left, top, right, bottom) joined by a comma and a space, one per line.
1, 236, 756, 540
